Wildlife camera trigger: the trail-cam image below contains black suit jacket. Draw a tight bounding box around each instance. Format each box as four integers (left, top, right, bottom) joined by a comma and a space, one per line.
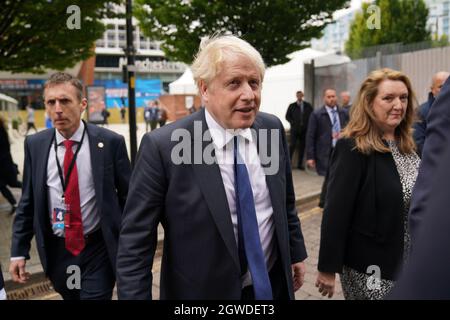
11, 123, 131, 274
318, 138, 406, 280
0, 124, 17, 184
389, 77, 450, 299
116, 108, 307, 300
305, 106, 349, 176
285, 100, 313, 134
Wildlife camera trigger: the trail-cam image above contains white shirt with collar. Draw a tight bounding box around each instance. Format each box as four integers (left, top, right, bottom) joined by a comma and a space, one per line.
205, 109, 276, 288
47, 121, 99, 237
325, 105, 341, 147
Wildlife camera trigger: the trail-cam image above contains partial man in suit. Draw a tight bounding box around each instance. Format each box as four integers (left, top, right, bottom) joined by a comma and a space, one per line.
389, 76, 450, 299
0, 265, 5, 300
306, 89, 349, 208
9, 72, 131, 300
413, 71, 449, 157
116, 35, 308, 300
285, 91, 313, 170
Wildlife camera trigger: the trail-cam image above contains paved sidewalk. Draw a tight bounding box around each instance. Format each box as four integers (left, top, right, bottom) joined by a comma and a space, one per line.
0, 123, 326, 298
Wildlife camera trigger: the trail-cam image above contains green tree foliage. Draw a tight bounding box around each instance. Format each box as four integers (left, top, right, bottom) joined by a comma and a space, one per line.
135, 0, 350, 66
345, 0, 431, 59
0, 0, 121, 73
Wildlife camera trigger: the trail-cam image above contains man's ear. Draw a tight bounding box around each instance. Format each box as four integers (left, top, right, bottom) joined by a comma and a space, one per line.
199, 80, 209, 104
80, 98, 88, 112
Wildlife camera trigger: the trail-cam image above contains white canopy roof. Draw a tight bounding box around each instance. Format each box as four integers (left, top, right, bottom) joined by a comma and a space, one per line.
169, 68, 197, 95
0, 93, 18, 105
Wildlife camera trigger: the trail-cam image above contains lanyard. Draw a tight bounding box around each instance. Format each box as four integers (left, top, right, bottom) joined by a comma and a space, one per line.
54, 126, 86, 199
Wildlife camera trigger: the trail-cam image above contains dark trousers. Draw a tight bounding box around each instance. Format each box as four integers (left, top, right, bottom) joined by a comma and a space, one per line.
0, 182, 16, 206
289, 131, 306, 169
46, 230, 115, 300
241, 258, 289, 300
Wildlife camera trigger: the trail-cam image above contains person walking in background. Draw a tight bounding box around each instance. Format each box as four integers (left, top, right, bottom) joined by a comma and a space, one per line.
413, 71, 449, 157
316, 68, 420, 300
120, 106, 126, 123
285, 91, 313, 170
0, 116, 22, 215
25, 105, 37, 135
306, 89, 349, 208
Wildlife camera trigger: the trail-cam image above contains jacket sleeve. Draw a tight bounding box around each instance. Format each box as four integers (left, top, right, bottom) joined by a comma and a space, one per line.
412, 108, 426, 157
279, 119, 307, 263
113, 136, 131, 211
305, 112, 317, 160
116, 133, 166, 300
285, 104, 293, 123
317, 138, 365, 273
11, 137, 35, 259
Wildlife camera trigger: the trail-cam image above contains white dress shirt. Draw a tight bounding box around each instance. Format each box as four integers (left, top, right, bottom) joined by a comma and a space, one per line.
47, 121, 99, 237
0, 288, 5, 300
205, 109, 276, 288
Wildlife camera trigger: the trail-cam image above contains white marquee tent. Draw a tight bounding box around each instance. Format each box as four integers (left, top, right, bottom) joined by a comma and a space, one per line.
168, 68, 198, 95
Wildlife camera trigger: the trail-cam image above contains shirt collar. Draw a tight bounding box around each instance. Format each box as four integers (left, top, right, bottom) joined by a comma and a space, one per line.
204, 108, 253, 150
55, 120, 85, 146
325, 105, 338, 112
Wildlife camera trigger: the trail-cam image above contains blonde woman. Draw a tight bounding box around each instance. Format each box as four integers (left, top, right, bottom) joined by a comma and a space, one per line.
315, 68, 420, 300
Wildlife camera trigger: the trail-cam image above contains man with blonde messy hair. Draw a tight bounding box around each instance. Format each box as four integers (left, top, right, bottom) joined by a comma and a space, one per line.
117, 35, 307, 300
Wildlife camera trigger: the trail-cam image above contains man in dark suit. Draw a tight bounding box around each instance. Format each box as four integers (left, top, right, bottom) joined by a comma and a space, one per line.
389, 77, 450, 299
412, 71, 449, 157
116, 35, 307, 300
306, 89, 349, 208
285, 91, 313, 170
9, 73, 131, 300
306, 89, 349, 177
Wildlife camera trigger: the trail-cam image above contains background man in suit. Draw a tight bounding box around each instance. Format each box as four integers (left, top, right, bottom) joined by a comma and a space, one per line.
306, 89, 349, 208
413, 71, 449, 157
116, 35, 307, 300
9, 72, 131, 300
339, 91, 352, 111
285, 91, 313, 170
389, 77, 450, 299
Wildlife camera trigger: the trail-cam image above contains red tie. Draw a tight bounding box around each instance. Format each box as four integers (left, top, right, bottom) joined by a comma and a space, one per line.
63, 140, 85, 256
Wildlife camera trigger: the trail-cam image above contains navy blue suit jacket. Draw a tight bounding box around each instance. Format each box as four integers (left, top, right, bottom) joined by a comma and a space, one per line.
389, 77, 450, 299
11, 123, 131, 275
306, 106, 349, 176
116, 108, 307, 300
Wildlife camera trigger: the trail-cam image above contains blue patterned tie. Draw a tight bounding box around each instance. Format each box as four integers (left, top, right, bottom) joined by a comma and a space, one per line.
233, 136, 273, 300
332, 109, 340, 147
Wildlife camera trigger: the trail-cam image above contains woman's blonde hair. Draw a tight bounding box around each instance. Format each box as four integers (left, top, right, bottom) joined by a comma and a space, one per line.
341, 68, 417, 155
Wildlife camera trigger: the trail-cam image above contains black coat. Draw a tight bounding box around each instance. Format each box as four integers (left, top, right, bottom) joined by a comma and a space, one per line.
318, 138, 407, 280
285, 100, 313, 134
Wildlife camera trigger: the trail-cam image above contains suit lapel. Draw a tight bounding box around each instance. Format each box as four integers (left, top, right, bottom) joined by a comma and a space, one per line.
86, 123, 104, 210
189, 109, 240, 270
